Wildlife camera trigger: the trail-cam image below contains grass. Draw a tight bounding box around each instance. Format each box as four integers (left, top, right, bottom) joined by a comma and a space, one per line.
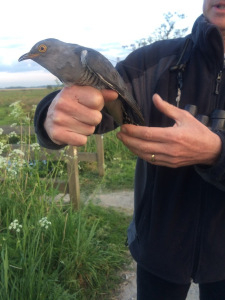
0, 88, 53, 125
0, 196, 131, 299
78, 131, 136, 196
78, 158, 135, 197
0, 88, 136, 299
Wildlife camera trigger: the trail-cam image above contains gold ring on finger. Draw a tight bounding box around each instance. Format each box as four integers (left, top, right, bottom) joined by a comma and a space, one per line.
151, 154, 156, 163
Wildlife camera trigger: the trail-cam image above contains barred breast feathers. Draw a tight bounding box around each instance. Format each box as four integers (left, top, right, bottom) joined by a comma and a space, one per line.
77, 67, 106, 89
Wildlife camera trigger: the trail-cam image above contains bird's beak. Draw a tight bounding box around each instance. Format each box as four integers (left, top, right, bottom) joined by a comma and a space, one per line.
18, 52, 40, 62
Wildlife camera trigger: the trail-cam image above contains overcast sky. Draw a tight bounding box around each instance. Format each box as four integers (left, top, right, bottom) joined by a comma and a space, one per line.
0, 0, 203, 88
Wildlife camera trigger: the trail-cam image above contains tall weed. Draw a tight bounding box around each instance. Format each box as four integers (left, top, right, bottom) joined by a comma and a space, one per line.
0, 101, 132, 299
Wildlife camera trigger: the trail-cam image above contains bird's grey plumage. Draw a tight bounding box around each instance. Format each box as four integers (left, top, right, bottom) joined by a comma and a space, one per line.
18, 38, 145, 126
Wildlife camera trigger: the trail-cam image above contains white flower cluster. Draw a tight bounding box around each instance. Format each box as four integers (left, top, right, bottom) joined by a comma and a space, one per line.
0, 128, 3, 135
9, 149, 25, 157
9, 101, 24, 119
0, 141, 9, 169
9, 101, 31, 125
8, 220, 22, 233
0, 142, 8, 155
30, 143, 40, 151
39, 217, 52, 230
8, 131, 18, 138
0, 148, 26, 179
9, 149, 26, 175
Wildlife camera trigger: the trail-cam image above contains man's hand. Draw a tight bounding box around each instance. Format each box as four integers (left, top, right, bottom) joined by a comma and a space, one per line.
117, 94, 222, 168
44, 85, 118, 146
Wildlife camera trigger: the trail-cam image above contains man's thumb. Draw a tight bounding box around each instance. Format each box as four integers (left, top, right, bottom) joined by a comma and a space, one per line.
101, 89, 118, 102
152, 94, 180, 122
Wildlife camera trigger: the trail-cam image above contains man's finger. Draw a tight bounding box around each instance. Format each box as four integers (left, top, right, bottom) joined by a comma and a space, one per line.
60, 86, 104, 110
120, 124, 175, 143
51, 128, 88, 146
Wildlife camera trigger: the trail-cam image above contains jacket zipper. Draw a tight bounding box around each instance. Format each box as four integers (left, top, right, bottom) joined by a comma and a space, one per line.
215, 70, 223, 95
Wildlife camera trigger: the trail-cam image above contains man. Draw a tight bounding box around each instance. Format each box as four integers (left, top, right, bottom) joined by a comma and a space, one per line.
34, 0, 225, 298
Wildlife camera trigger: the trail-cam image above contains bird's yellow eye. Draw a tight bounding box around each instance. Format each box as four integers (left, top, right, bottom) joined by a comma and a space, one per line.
38, 44, 47, 53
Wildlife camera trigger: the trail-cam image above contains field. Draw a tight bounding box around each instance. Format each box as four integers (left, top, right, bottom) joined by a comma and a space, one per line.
0, 88, 52, 125
0, 88, 135, 299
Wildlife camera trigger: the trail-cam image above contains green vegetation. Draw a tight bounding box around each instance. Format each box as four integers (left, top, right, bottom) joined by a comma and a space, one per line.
0, 196, 131, 299
0, 88, 135, 299
0, 88, 52, 125
78, 131, 136, 196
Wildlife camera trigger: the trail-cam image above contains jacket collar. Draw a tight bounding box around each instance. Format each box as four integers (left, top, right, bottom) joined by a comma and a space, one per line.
192, 14, 224, 70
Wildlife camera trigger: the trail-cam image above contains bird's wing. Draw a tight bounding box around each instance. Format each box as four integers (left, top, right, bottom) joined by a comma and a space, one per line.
77, 47, 145, 125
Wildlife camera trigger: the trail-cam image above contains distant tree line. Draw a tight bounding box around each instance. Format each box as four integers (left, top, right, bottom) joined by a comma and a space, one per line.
122, 12, 188, 52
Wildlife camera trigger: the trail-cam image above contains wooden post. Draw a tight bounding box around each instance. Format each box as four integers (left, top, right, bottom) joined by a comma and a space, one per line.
95, 134, 105, 176
66, 146, 80, 210
2, 126, 105, 209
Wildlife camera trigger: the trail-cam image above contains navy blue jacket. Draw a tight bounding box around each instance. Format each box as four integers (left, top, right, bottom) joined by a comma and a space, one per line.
34, 15, 225, 284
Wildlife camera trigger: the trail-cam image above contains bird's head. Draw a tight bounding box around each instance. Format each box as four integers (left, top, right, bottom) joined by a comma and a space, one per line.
18, 38, 86, 85
18, 38, 61, 63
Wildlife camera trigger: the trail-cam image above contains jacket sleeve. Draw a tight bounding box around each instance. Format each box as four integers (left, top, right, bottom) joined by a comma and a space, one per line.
195, 130, 225, 191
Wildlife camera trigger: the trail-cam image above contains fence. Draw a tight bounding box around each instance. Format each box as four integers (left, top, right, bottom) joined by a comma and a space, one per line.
1, 125, 104, 209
